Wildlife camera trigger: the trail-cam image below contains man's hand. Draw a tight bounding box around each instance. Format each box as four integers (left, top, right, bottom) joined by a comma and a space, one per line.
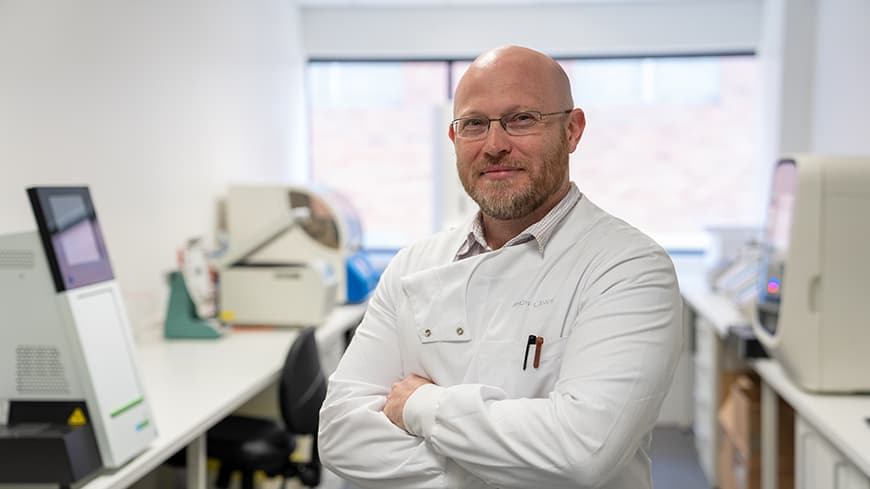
383, 374, 433, 432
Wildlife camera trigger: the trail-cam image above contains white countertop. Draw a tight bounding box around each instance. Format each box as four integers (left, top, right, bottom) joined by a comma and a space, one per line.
753, 359, 870, 478
64, 303, 367, 489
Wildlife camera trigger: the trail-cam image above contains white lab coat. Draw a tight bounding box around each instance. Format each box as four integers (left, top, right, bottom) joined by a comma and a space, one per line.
319, 196, 683, 489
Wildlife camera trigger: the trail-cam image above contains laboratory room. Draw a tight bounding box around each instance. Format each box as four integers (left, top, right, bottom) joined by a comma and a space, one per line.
1, 1, 869, 489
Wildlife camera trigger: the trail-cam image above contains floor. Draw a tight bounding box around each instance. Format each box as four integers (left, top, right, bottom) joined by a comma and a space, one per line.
649, 427, 710, 489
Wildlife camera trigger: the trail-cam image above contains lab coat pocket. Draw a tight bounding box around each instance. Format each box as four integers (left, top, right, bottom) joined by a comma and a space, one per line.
475, 337, 569, 399
401, 262, 473, 345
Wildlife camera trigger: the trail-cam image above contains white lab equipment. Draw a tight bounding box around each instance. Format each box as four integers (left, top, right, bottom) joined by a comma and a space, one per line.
217, 207, 338, 326
163, 238, 225, 338
223, 185, 378, 311
752, 155, 870, 392
0, 187, 156, 485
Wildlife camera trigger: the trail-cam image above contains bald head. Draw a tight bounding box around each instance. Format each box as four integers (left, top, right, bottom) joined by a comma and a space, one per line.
454, 46, 574, 117
449, 45, 586, 232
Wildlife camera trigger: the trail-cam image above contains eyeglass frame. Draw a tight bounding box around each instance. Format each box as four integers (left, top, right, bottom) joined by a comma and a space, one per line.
450, 109, 573, 140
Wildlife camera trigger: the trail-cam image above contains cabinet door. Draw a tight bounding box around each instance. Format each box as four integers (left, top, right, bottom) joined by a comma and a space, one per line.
693, 315, 721, 486
796, 417, 870, 489
834, 464, 870, 489
657, 303, 694, 428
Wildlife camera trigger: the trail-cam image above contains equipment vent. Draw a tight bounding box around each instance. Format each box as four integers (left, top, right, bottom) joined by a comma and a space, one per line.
0, 250, 35, 269
16, 345, 70, 394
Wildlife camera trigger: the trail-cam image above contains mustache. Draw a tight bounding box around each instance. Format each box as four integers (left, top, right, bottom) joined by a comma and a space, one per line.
473, 155, 526, 172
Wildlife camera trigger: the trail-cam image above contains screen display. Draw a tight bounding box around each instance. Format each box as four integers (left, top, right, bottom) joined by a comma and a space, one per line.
765, 162, 798, 256
757, 159, 798, 335
49, 195, 103, 266
28, 187, 114, 292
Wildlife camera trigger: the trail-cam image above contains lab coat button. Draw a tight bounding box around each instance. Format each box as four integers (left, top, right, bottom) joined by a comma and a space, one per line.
423, 329, 432, 337
456, 327, 464, 336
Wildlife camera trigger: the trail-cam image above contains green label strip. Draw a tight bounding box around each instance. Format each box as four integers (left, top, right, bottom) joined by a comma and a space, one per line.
110, 396, 144, 418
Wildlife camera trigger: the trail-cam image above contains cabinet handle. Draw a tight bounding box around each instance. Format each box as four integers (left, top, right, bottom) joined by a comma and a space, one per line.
833, 460, 846, 487
797, 430, 814, 487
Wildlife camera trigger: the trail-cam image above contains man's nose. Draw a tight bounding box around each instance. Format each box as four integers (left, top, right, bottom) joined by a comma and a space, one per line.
482, 122, 512, 158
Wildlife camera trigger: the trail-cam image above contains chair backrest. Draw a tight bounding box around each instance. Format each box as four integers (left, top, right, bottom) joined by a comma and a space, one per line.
278, 327, 327, 435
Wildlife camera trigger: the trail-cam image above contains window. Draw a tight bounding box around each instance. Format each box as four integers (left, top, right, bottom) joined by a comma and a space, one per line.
307, 55, 759, 248
563, 56, 760, 244
308, 61, 447, 247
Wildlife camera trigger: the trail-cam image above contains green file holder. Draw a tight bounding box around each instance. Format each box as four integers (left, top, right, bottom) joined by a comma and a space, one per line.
164, 271, 222, 339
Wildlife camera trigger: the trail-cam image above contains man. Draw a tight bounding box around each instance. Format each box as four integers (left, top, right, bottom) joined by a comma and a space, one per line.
318, 45, 682, 489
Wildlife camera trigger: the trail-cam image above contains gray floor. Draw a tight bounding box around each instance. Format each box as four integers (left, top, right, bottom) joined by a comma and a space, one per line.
342, 427, 708, 489
649, 427, 709, 489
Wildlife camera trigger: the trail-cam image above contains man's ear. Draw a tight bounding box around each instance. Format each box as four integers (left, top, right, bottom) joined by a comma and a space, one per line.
448, 123, 456, 143
566, 108, 586, 153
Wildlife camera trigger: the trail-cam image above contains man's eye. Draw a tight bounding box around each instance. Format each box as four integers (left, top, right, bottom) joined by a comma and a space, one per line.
459, 118, 488, 133
463, 118, 486, 128
507, 112, 538, 127
508, 112, 537, 124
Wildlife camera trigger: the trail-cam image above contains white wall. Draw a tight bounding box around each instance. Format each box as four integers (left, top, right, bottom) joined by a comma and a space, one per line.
757, 0, 816, 166
811, 0, 870, 154
759, 0, 870, 161
0, 0, 307, 336
301, 1, 761, 59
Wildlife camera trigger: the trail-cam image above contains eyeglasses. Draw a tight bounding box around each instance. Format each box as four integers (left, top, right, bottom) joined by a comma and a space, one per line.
451, 110, 572, 140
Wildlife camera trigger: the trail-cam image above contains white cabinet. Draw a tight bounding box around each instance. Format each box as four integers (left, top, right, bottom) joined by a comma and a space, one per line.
657, 302, 694, 428
690, 310, 746, 488
693, 314, 723, 487
796, 416, 870, 489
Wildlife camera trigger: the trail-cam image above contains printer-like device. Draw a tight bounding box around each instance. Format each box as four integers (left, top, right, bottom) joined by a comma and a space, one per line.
0, 186, 157, 485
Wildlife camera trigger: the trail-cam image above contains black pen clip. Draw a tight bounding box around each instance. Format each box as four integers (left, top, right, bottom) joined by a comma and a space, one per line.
523, 334, 536, 370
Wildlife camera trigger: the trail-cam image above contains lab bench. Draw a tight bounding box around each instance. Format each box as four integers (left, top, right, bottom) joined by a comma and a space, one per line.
679, 270, 870, 489
679, 272, 755, 487
754, 360, 870, 489
0, 304, 366, 489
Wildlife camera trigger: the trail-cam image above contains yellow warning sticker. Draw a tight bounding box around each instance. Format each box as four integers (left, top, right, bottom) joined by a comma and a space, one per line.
219, 310, 236, 322
68, 408, 87, 426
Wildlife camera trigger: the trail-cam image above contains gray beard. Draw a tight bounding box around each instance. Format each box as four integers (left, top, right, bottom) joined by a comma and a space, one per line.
459, 128, 570, 221
467, 180, 549, 220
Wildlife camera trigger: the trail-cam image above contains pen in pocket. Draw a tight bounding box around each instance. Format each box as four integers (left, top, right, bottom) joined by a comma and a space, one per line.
523, 335, 536, 370
533, 336, 544, 368
523, 335, 544, 370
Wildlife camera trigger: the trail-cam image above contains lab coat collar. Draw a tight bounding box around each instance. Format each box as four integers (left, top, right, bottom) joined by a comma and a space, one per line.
455, 182, 582, 260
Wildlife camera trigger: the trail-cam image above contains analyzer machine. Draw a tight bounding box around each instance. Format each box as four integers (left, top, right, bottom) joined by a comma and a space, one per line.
752, 155, 870, 392
0, 186, 156, 485
219, 185, 380, 327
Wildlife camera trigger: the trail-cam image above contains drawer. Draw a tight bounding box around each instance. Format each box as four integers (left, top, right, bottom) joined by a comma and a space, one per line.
694, 318, 719, 368
694, 350, 715, 370
694, 361, 715, 404
695, 433, 717, 486
797, 416, 870, 489
693, 417, 712, 442
694, 379, 714, 407
693, 397, 715, 440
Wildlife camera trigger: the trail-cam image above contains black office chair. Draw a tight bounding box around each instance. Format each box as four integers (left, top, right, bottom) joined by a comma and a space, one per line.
207, 326, 326, 489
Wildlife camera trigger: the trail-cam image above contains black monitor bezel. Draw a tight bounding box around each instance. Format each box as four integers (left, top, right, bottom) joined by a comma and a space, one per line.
27, 186, 114, 292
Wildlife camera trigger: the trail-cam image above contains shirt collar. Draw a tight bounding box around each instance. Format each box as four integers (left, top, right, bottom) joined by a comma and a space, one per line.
455, 182, 581, 260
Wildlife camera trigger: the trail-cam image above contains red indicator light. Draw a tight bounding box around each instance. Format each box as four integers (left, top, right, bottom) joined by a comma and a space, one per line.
767, 279, 781, 294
